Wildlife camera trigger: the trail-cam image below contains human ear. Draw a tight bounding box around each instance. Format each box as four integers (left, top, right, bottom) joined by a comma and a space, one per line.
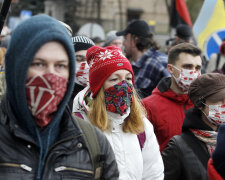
131, 37, 137, 48
167, 64, 174, 74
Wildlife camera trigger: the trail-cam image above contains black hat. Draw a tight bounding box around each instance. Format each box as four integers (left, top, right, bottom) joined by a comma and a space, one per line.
116, 20, 152, 38
72, 36, 95, 52
176, 24, 192, 40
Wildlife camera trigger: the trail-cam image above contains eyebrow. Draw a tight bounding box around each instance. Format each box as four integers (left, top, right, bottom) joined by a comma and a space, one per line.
182, 63, 201, 67
33, 58, 69, 63
112, 72, 132, 76
196, 65, 202, 68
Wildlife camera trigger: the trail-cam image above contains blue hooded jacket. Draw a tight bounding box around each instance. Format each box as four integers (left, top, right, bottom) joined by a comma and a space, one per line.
4, 14, 75, 179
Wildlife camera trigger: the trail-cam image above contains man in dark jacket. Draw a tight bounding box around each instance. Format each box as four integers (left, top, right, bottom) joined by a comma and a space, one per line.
0, 15, 118, 180
142, 43, 202, 151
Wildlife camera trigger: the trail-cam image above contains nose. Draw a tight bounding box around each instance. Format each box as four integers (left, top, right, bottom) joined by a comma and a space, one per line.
45, 65, 55, 74
120, 75, 127, 82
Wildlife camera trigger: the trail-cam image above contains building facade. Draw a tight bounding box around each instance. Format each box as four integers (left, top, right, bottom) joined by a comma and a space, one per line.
44, 0, 169, 36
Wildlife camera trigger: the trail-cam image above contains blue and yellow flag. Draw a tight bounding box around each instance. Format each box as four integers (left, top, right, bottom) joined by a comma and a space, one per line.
193, 0, 225, 59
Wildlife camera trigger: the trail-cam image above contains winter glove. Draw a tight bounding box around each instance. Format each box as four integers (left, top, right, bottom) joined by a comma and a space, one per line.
212, 123, 225, 178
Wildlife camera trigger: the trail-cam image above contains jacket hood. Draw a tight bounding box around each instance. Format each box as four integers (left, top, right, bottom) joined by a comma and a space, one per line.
182, 108, 213, 131
73, 86, 91, 115
153, 77, 192, 105
5, 15, 75, 138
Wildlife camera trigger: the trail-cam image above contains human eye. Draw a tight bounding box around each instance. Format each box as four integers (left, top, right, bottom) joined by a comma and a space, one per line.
76, 55, 86, 62
126, 78, 133, 84
182, 64, 193, 70
126, 76, 132, 81
56, 63, 68, 70
110, 78, 118, 82
195, 66, 201, 71
30, 61, 45, 68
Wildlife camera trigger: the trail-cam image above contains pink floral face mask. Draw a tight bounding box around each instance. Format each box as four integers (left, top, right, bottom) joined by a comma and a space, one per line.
172, 66, 201, 92
104, 80, 133, 116
26, 73, 68, 128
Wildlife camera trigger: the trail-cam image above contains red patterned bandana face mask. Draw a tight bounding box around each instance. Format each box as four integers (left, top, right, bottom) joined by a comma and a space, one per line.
104, 80, 133, 116
172, 66, 201, 92
75, 62, 89, 87
26, 73, 68, 128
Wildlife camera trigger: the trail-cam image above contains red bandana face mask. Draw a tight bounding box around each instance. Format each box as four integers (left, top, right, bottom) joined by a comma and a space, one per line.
75, 62, 89, 87
26, 73, 68, 128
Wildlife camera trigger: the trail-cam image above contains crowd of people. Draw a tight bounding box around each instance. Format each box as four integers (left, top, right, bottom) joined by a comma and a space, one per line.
0, 14, 225, 180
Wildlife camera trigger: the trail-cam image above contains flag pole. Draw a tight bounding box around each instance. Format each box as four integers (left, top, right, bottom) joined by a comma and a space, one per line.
0, 0, 12, 34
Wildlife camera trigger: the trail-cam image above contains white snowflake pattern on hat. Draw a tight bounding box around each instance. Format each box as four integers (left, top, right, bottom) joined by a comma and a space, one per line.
98, 50, 113, 61
118, 50, 126, 58
89, 58, 95, 68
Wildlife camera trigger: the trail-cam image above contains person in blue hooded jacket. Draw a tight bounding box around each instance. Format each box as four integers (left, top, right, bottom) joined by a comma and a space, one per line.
0, 14, 118, 180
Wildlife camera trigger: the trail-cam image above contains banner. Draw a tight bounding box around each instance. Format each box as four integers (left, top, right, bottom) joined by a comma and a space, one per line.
170, 0, 192, 28
193, 0, 225, 59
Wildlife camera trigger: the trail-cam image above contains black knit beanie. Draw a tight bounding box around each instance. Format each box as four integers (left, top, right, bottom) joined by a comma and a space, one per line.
72, 36, 95, 52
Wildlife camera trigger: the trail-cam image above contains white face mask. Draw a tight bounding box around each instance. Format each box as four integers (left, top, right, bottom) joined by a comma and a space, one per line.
172, 66, 200, 92
75, 62, 89, 87
203, 103, 225, 126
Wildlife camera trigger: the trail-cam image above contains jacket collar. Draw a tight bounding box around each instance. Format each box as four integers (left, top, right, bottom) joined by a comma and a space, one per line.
56, 106, 82, 140
0, 96, 82, 145
153, 77, 192, 105
132, 48, 156, 68
182, 108, 213, 131
0, 96, 38, 145
73, 86, 91, 114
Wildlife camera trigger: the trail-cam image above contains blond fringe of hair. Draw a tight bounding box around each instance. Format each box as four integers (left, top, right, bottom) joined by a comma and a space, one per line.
88, 87, 145, 134
0, 47, 6, 66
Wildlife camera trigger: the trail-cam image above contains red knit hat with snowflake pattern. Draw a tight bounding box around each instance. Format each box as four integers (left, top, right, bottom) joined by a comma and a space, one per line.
86, 45, 134, 98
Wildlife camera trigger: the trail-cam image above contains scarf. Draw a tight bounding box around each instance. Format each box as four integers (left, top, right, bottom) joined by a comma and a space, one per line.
190, 129, 217, 155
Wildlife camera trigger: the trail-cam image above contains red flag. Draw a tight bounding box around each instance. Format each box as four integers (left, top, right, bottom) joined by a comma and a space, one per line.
170, 0, 192, 28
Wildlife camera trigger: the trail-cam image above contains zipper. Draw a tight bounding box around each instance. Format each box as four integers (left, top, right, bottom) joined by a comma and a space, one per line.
0, 163, 32, 172
42, 134, 83, 179
55, 166, 94, 175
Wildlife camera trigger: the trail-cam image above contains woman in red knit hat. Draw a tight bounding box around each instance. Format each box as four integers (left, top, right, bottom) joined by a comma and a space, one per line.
73, 45, 164, 180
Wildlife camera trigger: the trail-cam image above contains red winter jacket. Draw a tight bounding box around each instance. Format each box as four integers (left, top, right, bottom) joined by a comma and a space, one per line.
208, 158, 223, 180
142, 77, 193, 151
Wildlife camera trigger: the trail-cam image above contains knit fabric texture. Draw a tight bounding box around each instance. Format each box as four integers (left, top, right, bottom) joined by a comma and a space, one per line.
86, 45, 134, 97
104, 30, 123, 47
72, 36, 95, 52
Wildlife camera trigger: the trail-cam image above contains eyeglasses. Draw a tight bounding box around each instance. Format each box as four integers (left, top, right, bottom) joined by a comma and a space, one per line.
76, 55, 86, 62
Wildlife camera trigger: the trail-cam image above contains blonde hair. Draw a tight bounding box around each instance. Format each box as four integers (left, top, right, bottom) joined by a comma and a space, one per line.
88, 87, 145, 134
0, 47, 6, 66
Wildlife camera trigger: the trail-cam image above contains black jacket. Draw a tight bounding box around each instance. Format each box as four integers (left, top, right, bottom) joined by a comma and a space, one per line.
0, 97, 119, 180
162, 108, 213, 180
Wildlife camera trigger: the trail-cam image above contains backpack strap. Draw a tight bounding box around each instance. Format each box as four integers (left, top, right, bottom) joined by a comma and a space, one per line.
74, 116, 102, 179
137, 131, 146, 150
179, 131, 210, 169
